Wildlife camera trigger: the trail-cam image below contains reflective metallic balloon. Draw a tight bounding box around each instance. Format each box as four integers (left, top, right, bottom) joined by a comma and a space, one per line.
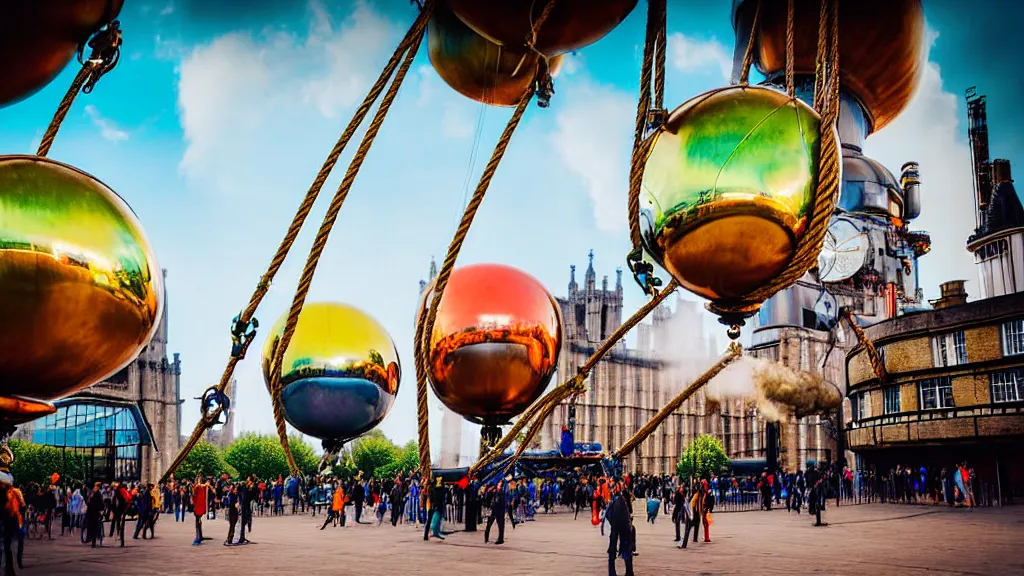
446, 0, 638, 56
261, 302, 400, 443
734, 0, 924, 133
0, 1, 124, 107
428, 2, 564, 107
0, 155, 164, 404
420, 263, 561, 426
0, 396, 56, 428
640, 86, 833, 307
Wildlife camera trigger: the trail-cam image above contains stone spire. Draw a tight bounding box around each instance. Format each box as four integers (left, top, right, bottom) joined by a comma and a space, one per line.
615, 267, 623, 293
585, 249, 596, 290
419, 256, 438, 293
569, 264, 578, 296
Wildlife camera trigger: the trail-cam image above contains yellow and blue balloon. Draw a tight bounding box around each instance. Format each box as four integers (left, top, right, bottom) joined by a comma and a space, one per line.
261, 302, 400, 444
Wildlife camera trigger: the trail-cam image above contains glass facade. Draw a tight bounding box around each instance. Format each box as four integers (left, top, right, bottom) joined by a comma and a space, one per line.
31, 401, 152, 483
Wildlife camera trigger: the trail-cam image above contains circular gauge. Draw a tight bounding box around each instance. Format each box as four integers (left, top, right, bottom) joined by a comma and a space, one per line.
818, 218, 870, 283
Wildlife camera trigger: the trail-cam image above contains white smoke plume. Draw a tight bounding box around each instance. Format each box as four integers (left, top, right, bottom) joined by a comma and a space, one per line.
710, 357, 843, 421
651, 297, 841, 421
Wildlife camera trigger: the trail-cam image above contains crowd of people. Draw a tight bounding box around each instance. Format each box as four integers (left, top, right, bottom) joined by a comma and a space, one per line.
0, 457, 991, 576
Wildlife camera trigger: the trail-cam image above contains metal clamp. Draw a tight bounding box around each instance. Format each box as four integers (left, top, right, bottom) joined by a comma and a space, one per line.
230, 314, 259, 358
644, 107, 667, 138
534, 64, 555, 108
626, 247, 662, 296
198, 386, 231, 428
77, 20, 123, 94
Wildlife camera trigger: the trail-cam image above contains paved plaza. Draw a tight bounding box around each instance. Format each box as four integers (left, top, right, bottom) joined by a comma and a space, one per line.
15, 504, 1024, 575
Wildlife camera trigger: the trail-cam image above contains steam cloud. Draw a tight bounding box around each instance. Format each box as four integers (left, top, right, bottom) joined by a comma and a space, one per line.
653, 298, 842, 421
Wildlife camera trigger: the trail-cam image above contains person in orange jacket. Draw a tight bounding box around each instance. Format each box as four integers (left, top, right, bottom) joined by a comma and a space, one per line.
320, 482, 346, 530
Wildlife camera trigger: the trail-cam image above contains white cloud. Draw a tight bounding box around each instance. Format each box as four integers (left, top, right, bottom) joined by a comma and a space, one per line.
863, 28, 976, 301
667, 32, 731, 82
84, 104, 129, 141
175, 1, 402, 193
160, 3, 174, 16
550, 81, 635, 232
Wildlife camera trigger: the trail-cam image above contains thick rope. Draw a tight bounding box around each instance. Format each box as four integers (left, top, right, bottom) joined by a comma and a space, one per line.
37, 21, 123, 157
267, 26, 428, 476
737, 0, 762, 86
714, 0, 841, 315
626, 0, 663, 250
414, 0, 559, 501
613, 342, 743, 459
812, 0, 831, 112
159, 5, 434, 484
653, 0, 667, 112
415, 89, 535, 484
785, 0, 795, 97
842, 309, 887, 384
469, 278, 681, 478
36, 67, 91, 157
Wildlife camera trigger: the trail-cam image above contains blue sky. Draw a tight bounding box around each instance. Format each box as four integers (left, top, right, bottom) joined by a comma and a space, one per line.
2, 0, 1021, 451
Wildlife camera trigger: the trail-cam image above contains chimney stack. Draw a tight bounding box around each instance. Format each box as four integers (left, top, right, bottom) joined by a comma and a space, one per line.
991, 159, 1012, 185
929, 280, 969, 309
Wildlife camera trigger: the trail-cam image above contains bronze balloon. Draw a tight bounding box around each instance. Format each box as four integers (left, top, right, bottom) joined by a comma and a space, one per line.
446, 0, 638, 56
0, 155, 164, 405
428, 2, 564, 107
639, 86, 834, 308
737, 0, 924, 133
420, 263, 562, 426
0, 0, 124, 108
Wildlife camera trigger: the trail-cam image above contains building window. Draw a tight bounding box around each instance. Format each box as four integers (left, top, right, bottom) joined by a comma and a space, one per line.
1002, 319, 1024, 356
919, 377, 954, 410
883, 386, 901, 414
852, 392, 867, 421
932, 331, 967, 367
990, 370, 1023, 403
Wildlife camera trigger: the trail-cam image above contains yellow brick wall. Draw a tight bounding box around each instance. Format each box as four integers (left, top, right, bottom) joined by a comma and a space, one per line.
900, 382, 918, 412
880, 424, 910, 444
916, 418, 975, 440
977, 416, 1024, 436
848, 352, 872, 386
885, 337, 933, 373
869, 389, 883, 418
951, 375, 989, 407
965, 325, 1003, 363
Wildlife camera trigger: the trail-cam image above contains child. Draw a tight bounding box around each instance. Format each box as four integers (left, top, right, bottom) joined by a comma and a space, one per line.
375, 495, 387, 526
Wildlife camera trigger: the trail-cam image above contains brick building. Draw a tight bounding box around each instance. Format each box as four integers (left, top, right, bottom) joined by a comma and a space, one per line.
845, 286, 1024, 500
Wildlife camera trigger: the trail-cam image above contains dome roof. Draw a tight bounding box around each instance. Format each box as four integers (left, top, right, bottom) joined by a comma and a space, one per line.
980, 180, 1024, 237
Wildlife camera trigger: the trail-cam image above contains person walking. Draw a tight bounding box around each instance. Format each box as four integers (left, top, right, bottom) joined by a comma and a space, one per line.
224, 483, 239, 546
606, 479, 634, 576
192, 477, 210, 546
110, 482, 129, 547
85, 483, 104, 548
484, 482, 506, 546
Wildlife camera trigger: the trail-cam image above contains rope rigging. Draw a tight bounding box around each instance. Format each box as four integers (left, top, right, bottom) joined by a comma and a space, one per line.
151, 0, 844, 492
160, 1, 436, 483
626, 0, 668, 296
36, 20, 123, 158
591, 0, 845, 465
707, 0, 842, 327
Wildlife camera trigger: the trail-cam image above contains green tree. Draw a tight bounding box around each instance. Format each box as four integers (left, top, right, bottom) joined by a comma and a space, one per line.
373, 440, 419, 479
676, 434, 730, 479
351, 435, 398, 477
175, 441, 236, 481
224, 434, 289, 480
288, 435, 320, 477
224, 434, 321, 480
8, 440, 87, 486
